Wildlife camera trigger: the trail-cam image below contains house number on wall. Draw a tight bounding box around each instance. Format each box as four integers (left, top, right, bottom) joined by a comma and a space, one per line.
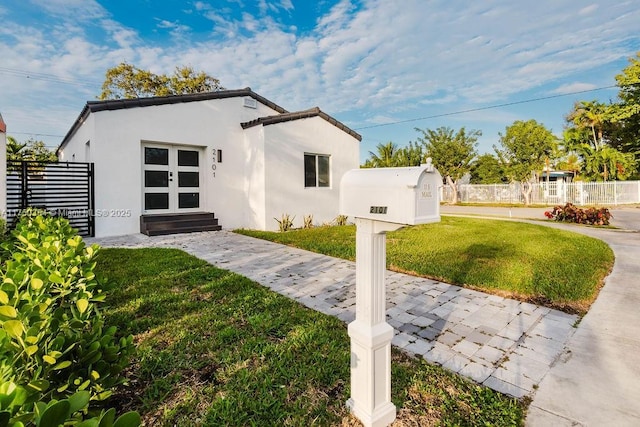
211, 148, 222, 177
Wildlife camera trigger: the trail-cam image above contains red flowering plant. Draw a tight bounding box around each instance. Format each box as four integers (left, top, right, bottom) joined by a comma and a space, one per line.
544, 203, 612, 226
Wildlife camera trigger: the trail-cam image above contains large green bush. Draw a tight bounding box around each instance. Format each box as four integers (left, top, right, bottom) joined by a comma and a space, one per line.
0, 210, 137, 425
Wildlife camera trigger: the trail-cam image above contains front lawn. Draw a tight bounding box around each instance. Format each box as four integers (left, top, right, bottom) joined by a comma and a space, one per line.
236, 216, 614, 314
98, 247, 524, 426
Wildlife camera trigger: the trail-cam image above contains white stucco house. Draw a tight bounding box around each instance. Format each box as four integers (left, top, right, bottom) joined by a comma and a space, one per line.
58, 88, 361, 237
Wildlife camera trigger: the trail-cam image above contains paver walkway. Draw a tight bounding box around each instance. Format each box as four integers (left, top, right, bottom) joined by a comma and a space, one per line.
89, 230, 577, 399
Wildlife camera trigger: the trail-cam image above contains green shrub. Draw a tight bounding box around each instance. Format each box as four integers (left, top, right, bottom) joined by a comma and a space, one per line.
0, 381, 140, 427
545, 203, 612, 226
0, 210, 135, 423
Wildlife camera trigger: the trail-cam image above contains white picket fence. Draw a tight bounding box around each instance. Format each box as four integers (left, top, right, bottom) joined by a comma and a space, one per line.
441, 181, 640, 206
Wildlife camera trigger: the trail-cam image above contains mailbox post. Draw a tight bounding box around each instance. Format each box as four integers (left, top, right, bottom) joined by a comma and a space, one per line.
339, 160, 441, 427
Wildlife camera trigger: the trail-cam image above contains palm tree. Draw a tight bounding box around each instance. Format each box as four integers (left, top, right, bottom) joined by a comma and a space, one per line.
6, 136, 27, 161
580, 144, 636, 181
563, 153, 581, 178
364, 142, 401, 168
567, 100, 615, 180
567, 100, 609, 149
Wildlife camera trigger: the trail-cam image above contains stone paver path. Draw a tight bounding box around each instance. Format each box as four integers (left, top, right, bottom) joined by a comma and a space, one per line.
89, 231, 577, 398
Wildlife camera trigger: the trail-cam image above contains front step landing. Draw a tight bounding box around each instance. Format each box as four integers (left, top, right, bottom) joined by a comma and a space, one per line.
140, 212, 222, 236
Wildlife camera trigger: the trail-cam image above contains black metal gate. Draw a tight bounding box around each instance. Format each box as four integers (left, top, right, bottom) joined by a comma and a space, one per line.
6, 161, 95, 236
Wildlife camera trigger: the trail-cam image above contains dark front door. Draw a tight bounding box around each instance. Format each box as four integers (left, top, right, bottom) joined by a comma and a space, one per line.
142, 144, 202, 214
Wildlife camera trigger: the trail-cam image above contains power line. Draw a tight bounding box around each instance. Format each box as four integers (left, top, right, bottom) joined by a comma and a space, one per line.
354, 85, 620, 130
0, 67, 101, 87
8, 132, 64, 149
9, 132, 65, 138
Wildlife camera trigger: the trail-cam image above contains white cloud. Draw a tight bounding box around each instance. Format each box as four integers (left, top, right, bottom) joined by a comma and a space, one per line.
369, 115, 398, 124
240, 12, 260, 32
30, 0, 106, 20
155, 19, 191, 39
579, 4, 599, 15
553, 82, 598, 95
280, 0, 294, 11
258, 0, 294, 14
2, 0, 639, 151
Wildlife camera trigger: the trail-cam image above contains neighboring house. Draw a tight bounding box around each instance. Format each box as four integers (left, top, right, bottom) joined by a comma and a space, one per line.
58, 88, 361, 237
540, 170, 574, 200
540, 170, 574, 183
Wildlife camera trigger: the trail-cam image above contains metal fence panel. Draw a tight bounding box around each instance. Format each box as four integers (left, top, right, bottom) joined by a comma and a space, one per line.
6, 161, 95, 236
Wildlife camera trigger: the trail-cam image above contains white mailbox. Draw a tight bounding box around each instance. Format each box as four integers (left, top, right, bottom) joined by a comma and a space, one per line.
338, 161, 441, 427
340, 161, 441, 226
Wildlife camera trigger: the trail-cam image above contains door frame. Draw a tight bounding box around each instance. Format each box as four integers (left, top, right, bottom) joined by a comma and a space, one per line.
141, 142, 204, 214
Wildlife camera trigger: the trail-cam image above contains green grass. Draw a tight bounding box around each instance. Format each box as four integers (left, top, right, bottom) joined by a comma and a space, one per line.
236, 216, 614, 313
97, 247, 524, 426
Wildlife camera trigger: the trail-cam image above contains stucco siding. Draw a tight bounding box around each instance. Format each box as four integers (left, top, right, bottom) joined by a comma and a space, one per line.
59, 114, 94, 163
263, 116, 359, 231
63, 97, 281, 237
241, 125, 267, 230
58, 93, 359, 237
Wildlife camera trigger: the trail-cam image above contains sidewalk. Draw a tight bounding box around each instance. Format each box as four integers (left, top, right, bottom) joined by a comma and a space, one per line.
442, 205, 640, 426
90, 230, 577, 400
526, 224, 640, 426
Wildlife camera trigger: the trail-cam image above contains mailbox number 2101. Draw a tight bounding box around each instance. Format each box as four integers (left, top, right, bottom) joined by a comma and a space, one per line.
369, 206, 388, 214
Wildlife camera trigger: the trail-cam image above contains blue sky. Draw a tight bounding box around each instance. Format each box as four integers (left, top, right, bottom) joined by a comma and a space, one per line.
1, 0, 639, 163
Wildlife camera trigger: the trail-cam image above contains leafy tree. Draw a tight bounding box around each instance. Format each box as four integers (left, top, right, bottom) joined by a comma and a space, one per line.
494, 120, 557, 205
580, 144, 635, 181
395, 141, 424, 166
608, 52, 640, 162
564, 100, 635, 180
416, 126, 480, 204
612, 52, 640, 120
560, 52, 640, 178
6, 136, 57, 162
470, 153, 507, 184
23, 138, 58, 162
555, 152, 582, 178
99, 62, 224, 100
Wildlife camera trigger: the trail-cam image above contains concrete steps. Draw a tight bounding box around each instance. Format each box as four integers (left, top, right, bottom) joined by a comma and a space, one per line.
140, 212, 222, 236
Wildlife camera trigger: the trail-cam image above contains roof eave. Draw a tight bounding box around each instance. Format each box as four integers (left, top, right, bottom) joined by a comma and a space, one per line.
57, 88, 290, 153
240, 107, 362, 141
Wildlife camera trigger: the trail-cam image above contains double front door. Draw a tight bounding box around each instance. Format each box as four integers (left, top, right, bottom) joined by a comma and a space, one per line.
142, 144, 202, 213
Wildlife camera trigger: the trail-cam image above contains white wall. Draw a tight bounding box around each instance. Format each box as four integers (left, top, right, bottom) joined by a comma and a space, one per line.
242, 125, 266, 230
61, 97, 281, 237
58, 114, 94, 163
262, 116, 360, 231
